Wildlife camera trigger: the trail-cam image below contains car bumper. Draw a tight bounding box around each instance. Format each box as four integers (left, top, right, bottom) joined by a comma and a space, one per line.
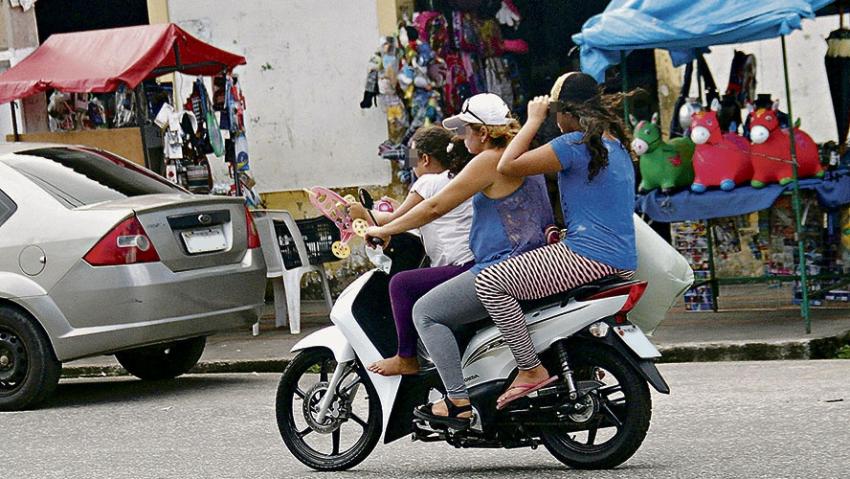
20, 248, 266, 362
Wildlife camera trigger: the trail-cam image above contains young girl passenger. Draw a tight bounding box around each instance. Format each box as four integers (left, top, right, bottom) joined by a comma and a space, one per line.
349, 127, 475, 376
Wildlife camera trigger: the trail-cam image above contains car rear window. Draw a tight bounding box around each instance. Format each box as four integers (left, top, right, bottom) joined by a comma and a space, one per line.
1, 147, 185, 208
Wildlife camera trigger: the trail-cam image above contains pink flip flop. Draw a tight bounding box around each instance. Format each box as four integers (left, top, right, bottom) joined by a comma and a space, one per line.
496, 376, 559, 410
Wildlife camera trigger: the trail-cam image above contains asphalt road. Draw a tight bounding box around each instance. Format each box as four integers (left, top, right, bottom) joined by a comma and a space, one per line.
5, 360, 849, 479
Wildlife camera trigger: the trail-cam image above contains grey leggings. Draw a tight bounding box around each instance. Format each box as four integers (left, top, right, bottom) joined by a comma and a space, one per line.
412, 271, 489, 400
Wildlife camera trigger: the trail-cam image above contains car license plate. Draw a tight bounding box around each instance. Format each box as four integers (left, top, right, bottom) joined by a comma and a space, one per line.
181, 226, 227, 254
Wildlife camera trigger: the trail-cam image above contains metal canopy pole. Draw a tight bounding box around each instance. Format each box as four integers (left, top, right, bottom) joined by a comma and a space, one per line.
781, 35, 811, 334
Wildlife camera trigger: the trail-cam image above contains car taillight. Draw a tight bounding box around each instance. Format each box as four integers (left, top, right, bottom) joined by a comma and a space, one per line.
245, 207, 261, 249
84, 215, 160, 266
587, 281, 648, 314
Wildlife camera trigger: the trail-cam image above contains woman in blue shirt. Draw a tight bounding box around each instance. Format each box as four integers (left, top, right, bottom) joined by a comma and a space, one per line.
478, 72, 638, 410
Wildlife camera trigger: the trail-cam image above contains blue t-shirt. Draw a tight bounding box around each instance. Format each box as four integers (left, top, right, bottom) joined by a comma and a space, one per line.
549, 131, 637, 271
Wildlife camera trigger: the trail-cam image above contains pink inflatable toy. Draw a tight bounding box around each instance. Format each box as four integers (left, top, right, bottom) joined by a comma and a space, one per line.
689, 99, 753, 193
747, 101, 824, 188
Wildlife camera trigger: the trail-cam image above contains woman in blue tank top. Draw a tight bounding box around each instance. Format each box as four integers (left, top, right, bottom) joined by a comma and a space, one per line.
364, 93, 554, 429
475, 72, 638, 410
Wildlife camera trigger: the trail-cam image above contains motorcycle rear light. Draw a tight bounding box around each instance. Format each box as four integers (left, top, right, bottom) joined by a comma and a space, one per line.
587, 281, 648, 314
84, 215, 160, 266
245, 207, 261, 249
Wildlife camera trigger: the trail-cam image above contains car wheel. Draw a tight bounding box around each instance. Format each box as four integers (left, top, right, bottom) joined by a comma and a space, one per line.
0, 305, 62, 411
115, 336, 206, 381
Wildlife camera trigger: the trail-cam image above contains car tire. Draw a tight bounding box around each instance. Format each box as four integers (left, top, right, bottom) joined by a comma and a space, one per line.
0, 305, 62, 411
115, 336, 206, 381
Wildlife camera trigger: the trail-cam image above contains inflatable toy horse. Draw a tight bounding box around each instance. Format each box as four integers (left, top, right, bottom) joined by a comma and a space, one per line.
689, 99, 753, 192
747, 100, 824, 188
630, 113, 695, 193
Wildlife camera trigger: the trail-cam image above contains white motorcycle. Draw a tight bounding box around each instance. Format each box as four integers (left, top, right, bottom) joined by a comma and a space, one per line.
275, 191, 669, 472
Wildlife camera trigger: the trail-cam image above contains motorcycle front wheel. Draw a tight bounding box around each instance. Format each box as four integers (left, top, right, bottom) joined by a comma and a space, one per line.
276, 348, 382, 471
541, 342, 652, 470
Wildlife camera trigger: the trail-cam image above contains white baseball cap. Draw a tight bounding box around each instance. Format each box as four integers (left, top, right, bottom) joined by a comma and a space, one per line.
442, 93, 511, 130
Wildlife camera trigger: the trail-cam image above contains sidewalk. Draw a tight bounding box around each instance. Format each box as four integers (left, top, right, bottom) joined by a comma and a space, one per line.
62, 301, 850, 378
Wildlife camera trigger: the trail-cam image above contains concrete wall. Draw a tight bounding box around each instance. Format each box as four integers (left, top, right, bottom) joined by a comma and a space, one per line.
0, 2, 38, 141
658, 16, 840, 144
167, 0, 393, 194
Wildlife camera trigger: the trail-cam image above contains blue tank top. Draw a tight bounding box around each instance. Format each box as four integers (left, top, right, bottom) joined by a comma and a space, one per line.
469, 175, 554, 274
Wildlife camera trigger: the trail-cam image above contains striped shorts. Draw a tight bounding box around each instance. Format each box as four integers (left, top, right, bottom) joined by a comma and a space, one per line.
474, 241, 634, 370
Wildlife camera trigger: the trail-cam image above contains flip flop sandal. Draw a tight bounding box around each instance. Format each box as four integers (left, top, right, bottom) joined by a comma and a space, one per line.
413, 397, 472, 430
496, 376, 559, 411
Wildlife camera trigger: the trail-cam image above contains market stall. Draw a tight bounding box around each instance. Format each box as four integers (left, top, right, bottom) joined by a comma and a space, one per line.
0, 23, 254, 199
360, 1, 561, 183
574, 0, 847, 332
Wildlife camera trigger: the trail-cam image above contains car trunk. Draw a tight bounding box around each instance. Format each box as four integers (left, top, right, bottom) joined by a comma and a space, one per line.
80, 194, 250, 272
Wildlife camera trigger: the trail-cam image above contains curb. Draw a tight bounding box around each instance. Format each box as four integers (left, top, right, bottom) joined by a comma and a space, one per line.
62, 358, 292, 379
61, 331, 850, 379
656, 330, 850, 363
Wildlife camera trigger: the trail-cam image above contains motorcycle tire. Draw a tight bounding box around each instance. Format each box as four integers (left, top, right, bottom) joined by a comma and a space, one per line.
541, 342, 652, 470
276, 348, 382, 471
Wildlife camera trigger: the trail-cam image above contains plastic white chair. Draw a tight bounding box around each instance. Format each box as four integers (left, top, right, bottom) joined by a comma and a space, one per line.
251, 210, 334, 335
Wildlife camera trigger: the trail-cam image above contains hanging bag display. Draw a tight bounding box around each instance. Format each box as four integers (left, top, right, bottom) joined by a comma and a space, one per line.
669, 55, 719, 138
196, 78, 225, 157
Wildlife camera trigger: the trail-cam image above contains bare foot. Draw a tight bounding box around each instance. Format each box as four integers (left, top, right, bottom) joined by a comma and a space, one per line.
431, 397, 472, 418
366, 355, 419, 376
497, 365, 553, 404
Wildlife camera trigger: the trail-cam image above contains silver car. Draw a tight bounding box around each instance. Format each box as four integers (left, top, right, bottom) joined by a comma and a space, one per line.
0, 143, 266, 410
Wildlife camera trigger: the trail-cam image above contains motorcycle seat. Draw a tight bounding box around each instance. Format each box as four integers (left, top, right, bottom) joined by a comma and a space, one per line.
518, 275, 637, 313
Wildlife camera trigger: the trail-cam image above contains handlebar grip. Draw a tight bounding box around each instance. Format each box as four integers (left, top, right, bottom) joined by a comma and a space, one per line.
368, 236, 385, 247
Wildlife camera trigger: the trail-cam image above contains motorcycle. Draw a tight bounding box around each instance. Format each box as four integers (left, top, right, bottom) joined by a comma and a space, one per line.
275, 190, 670, 471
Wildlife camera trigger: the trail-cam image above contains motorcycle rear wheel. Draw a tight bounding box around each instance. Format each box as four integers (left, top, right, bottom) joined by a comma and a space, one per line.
541, 342, 652, 469
276, 348, 382, 471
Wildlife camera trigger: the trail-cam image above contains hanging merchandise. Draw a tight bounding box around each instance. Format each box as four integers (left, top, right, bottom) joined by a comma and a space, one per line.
670, 56, 718, 138
46, 91, 76, 132
361, 5, 528, 184
234, 132, 250, 172
195, 78, 225, 157
113, 84, 136, 128
825, 13, 850, 149
725, 50, 757, 106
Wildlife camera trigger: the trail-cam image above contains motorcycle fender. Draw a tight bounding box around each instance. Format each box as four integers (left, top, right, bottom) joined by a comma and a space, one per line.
290, 326, 356, 363
599, 333, 670, 395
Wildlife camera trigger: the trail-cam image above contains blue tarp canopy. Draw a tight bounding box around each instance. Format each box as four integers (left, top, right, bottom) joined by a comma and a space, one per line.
574, 0, 835, 81
636, 170, 850, 222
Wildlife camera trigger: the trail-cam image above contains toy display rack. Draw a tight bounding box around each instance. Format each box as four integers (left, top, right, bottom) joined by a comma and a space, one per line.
622, 38, 827, 333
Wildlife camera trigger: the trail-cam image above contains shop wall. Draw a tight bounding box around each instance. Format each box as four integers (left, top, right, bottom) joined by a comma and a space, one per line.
167, 0, 393, 194
665, 16, 839, 144
0, 4, 38, 141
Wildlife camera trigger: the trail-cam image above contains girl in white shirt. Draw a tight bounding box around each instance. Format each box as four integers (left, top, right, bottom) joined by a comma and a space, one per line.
350, 128, 474, 376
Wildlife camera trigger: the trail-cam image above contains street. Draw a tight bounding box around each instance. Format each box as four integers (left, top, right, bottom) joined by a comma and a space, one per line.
5, 360, 849, 479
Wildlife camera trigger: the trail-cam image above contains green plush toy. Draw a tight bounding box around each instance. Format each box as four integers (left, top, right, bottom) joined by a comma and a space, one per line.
630, 113, 695, 193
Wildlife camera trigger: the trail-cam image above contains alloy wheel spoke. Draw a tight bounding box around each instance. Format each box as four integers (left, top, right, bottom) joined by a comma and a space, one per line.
599, 384, 623, 397
601, 403, 623, 428
297, 427, 313, 439
294, 387, 306, 399
339, 377, 361, 396
349, 412, 368, 429
586, 418, 601, 445
331, 429, 341, 455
